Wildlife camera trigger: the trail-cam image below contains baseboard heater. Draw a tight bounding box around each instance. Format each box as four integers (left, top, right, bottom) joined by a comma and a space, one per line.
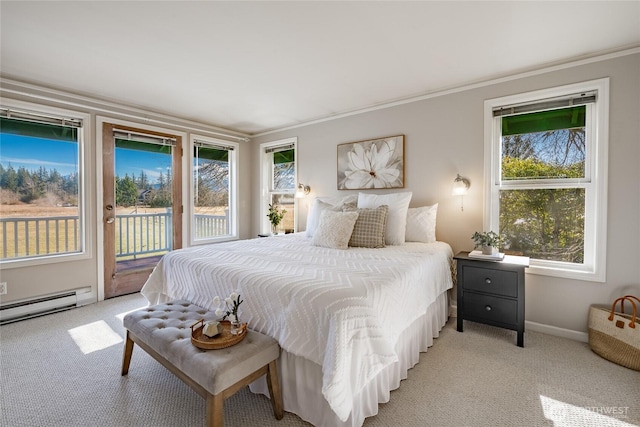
0, 289, 88, 325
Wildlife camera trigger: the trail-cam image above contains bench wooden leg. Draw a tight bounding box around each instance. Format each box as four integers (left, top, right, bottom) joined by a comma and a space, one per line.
266, 360, 284, 420
121, 330, 135, 376
206, 393, 224, 427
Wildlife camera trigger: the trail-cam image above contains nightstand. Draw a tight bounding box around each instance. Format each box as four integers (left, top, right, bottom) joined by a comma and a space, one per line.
454, 251, 529, 347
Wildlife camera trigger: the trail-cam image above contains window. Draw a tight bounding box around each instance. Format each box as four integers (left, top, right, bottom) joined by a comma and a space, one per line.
260, 138, 297, 234
190, 136, 238, 244
0, 103, 89, 265
484, 79, 609, 281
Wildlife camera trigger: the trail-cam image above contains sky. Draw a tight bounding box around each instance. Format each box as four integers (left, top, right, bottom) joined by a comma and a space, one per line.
0, 134, 78, 176
0, 134, 171, 182
115, 147, 171, 183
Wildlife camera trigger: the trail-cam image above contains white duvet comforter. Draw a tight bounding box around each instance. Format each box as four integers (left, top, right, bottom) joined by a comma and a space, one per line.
141, 233, 453, 421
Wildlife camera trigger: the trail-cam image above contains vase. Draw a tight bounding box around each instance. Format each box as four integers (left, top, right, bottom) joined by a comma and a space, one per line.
228, 314, 241, 335
271, 224, 279, 236
482, 245, 498, 255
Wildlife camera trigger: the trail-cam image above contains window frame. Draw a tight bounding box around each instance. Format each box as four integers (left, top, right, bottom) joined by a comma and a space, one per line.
260, 137, 298, 234
483, 78, 609, 282
0, 99, 92, 269
188, 134, 239, 245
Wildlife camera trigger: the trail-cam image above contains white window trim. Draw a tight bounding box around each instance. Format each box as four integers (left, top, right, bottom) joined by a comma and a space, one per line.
483, 78, 609, 282
189, 134, 239, 245
260, 137, 298, 234
0, 99, 92, 269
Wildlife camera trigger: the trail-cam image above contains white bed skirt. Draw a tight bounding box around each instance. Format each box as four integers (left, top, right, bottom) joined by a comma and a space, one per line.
250, 291, 450, 427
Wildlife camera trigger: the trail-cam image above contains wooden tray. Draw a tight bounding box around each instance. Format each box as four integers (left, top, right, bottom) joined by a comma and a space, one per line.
190, 319, 247, 350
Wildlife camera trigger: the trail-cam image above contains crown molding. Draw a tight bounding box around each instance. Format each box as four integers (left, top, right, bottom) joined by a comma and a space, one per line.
0, 76, 250, 142
253, 44, 640, 138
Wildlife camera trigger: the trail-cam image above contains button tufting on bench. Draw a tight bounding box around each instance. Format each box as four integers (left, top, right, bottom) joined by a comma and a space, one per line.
121, 299, 283, 427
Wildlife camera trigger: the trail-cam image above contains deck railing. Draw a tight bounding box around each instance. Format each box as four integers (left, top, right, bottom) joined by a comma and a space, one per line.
115, 212, 172, 260
0, 216, 80, 259
194, 212, 229, 239
0, 212, 228, 261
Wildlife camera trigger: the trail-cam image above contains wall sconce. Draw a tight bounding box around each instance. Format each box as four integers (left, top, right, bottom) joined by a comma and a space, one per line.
452, 174, 470, 211
295, 183, 311, 198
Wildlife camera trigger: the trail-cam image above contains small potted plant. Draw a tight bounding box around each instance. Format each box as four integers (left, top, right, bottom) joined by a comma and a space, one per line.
471, 231, 505, 255
267, 204, 286, 235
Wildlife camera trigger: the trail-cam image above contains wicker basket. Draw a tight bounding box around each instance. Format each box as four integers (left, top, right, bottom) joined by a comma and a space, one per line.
588, 295, 640, 371
190, 319, 247, 350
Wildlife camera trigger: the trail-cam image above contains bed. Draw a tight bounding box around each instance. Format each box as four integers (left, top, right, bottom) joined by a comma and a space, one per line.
141, 231, 453, 426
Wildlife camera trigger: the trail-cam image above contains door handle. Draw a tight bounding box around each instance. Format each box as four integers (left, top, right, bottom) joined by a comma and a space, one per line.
106, 217, 115, 224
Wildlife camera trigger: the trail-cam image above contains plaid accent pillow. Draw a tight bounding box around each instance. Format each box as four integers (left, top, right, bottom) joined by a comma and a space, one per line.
344, 204, 389, 248
357, 192, 412, 245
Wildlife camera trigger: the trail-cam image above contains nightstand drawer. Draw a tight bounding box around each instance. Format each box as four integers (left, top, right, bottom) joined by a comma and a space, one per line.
464, 292, 518, 325
462, 266, 518, 298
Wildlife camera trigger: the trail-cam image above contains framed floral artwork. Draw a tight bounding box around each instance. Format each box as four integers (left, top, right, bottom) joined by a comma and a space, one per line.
337, 135, 404, 190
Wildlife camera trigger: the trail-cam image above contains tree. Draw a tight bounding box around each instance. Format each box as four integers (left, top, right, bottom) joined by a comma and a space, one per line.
0, 164, 78, 205
116, 174, 138, 207
62, 173, 78, 198
15, 167, 45, 203
148, 171, 172, 208
137, 170, 150, 190
198, 161, 228, 192
274, 162, 294, 190
195, 176, 214, 207
196, 160, 229, 207
502, 134, 535, 160
0, 164, 19, 193
500, 156, 585, 263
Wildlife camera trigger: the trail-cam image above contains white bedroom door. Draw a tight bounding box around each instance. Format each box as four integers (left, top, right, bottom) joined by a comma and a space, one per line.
102, 122, 183, 299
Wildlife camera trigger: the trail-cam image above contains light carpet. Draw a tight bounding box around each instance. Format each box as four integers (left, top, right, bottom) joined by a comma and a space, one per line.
1, 293, 638, 427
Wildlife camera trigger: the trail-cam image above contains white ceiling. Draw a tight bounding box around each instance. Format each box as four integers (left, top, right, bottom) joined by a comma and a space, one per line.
1, 1, 639, 135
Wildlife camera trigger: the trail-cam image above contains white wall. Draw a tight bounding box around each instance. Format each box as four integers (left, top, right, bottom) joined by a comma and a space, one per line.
251, 52, 640, 335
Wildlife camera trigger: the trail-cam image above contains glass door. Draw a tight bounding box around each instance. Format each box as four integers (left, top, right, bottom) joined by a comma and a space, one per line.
102, 123, 182, 298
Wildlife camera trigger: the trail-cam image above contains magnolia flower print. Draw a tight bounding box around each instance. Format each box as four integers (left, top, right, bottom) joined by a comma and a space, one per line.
342, 139, 401, 189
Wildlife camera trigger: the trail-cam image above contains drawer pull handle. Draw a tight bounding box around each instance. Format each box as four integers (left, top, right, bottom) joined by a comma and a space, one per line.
484, 278, 492, 284
485, 305, 492, 312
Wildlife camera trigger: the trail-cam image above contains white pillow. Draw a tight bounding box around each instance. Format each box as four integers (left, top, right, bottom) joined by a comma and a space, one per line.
306, 195, 358, 237
316, 194, 358, 207
357, 192, 412, 245
405, 204, 438, 243
311, 210, 359, 249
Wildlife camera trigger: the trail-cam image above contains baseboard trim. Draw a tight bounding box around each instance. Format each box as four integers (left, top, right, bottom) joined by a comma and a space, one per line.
525, 320, 588, 343
449, 304, 588, 343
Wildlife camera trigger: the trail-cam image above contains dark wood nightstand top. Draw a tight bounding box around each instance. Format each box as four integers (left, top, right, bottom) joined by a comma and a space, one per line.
454, 251, 530, 268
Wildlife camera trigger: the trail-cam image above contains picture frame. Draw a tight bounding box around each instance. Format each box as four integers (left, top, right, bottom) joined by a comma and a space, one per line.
337, 134, 404, 190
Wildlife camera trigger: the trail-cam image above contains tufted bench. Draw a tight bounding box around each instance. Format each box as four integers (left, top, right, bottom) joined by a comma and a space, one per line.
121, 300, 283, 427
